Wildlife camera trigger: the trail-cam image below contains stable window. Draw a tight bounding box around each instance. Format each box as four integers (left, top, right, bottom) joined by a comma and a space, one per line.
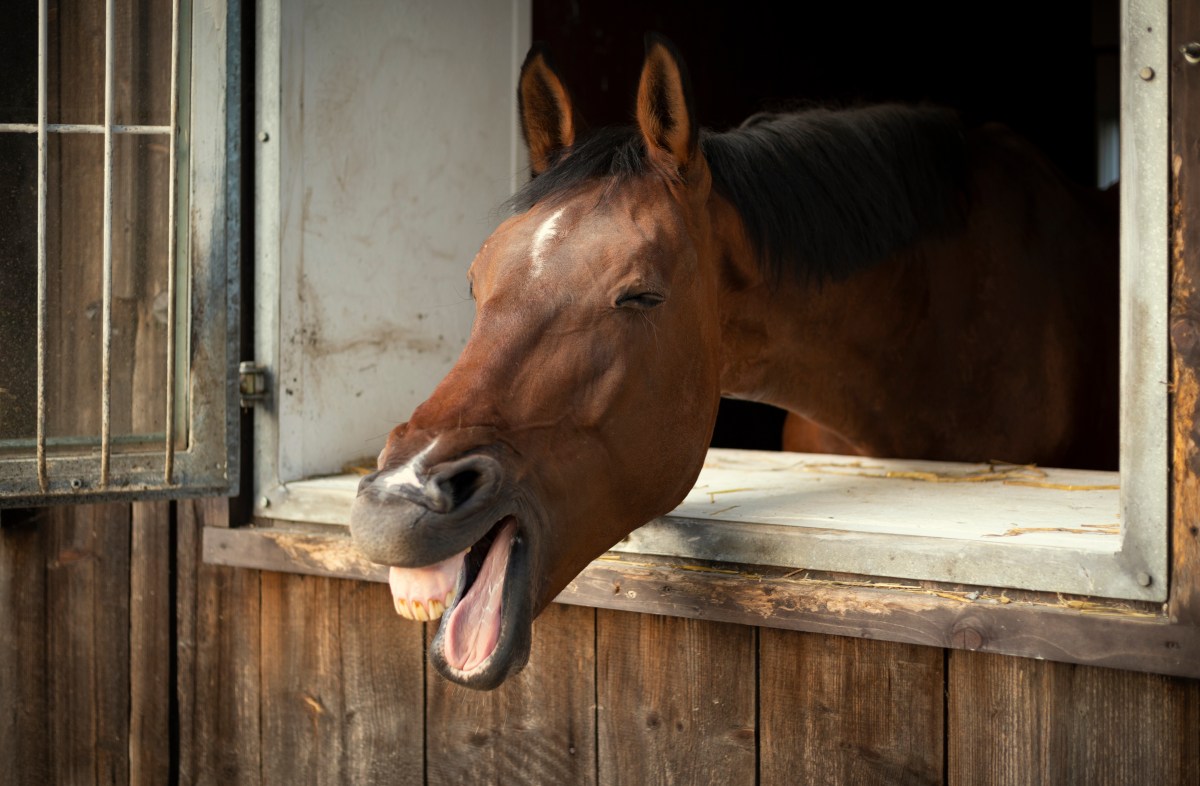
239, 0, 1167, 607
0, 0, 239, 505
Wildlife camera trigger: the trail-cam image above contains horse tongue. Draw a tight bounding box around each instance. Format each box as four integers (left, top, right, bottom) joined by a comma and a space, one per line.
388, 552, 464, 621
443, 519, 517, 673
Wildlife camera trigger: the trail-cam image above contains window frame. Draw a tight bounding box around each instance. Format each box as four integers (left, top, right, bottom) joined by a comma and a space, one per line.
242, 0, 1170, 608
0, 0, 241, 507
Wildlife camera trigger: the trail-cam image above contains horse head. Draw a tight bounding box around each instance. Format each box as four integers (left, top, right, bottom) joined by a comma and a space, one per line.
351, 36, 726, 689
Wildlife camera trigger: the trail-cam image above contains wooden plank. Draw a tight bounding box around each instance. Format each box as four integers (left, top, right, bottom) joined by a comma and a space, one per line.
44, 0, 104, 445
0, 509, 49, 785
426, 602, 597, 786
260, 572, 345, 783
1169, 0, 1200, 626
178, 497, 262, 786
176, 497, 201, 783
596, 610, 755, 786
129, 500, 172, 786
336, 579, 425, 786
562, 555, 1200, 679
257, 571, 425, 785
45, 503, 131, 786
206, 525, 1200, 679
948, 650, 1200, 785
759, 629, 943, 786
205, 522, 388, 582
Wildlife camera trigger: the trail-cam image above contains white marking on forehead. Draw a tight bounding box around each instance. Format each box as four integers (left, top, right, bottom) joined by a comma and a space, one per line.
530, 207, 567, 278
379, 439, 439, 491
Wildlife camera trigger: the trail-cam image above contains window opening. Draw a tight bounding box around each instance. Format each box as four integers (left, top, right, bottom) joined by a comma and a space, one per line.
246, 0, 1166, 605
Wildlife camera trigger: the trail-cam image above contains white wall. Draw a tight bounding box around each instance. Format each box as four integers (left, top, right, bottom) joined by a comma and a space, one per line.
258, 0, 531, 488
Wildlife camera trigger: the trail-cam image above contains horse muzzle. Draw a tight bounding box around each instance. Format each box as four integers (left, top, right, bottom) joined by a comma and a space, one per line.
350, 452, 510, 567
349, 448, 536, 689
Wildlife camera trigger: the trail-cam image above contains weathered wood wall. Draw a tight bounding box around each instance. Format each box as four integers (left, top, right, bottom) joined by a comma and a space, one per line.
2, 499, 1199, 786
5, 2, 1200, 784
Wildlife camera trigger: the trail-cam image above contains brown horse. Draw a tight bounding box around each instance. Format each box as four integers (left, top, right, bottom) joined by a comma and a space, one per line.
350, 35, 1117, 689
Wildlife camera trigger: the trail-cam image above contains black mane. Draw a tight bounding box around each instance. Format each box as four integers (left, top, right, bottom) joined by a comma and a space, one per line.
507, 104, 968, 283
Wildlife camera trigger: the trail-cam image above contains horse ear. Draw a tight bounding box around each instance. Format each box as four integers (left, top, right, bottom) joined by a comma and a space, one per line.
518, 43, 582, 176
635, 33, 698, 174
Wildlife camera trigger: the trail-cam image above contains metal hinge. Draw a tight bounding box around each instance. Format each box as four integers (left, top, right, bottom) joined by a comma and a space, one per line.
238, 361, 269, 407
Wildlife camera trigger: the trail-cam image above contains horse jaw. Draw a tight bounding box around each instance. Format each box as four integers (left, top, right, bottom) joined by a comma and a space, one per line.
376, 512, 533, 690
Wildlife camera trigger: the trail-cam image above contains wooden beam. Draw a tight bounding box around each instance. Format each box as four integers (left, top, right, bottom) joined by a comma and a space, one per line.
562, 555, 1200, 678
204, 524, 1200, 679
1169, 0, 1200, 626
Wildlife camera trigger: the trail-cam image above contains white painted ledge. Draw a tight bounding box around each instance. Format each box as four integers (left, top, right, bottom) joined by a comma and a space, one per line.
255, 448, 1152, 602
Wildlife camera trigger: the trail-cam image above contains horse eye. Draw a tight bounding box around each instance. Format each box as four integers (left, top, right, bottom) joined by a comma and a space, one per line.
616, 292, 666, 310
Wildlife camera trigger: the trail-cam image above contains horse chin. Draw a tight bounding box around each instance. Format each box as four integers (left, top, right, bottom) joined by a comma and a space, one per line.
426, 516, 533, 690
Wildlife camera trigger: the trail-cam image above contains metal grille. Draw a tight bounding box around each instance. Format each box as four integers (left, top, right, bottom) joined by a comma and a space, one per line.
0, 0, 238, 506
0, 0, 181, 492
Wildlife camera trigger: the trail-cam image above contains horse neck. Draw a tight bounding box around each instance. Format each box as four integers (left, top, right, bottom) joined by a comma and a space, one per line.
709, 198, 916, 451
705, 193, 969, 458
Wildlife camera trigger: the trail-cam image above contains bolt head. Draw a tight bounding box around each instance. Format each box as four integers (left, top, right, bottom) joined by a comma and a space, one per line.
1139, 66, 1155, 81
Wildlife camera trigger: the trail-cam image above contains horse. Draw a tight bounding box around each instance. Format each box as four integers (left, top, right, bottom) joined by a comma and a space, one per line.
350, 35, 1118, 689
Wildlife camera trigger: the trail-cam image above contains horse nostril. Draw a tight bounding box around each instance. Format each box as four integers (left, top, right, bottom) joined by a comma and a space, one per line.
422, 455, 499, 513
359, 451, 501, 514
440, 468, 483, 510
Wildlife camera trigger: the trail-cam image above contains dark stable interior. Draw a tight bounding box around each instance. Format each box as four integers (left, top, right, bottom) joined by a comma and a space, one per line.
533, 0, 1119, 451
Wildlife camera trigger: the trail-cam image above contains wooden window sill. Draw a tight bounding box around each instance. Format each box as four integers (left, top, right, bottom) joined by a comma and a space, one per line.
201, 448, 1198, 679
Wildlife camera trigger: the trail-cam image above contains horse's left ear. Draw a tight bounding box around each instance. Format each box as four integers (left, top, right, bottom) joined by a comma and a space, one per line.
518, 43, 583, 176
635, 33, 698, 175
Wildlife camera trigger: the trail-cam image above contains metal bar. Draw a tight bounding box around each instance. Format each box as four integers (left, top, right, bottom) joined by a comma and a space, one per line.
35, 0, 48, 493
0, 432, 168, 451
0, 123, 172, 134
164, 0, 181, 483
99, 0, 115, 487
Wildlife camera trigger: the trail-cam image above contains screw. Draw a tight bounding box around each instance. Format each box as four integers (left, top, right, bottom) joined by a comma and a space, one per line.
952, 626, 984, 650
259, 496, 271, 509
1137, 572, 1152, 587
1139, 66, 1155, 81
1183, 42, 1200, 65
259, 131, 270, 142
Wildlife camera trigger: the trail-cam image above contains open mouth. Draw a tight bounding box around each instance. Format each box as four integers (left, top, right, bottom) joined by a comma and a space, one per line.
386, 515, 531, 688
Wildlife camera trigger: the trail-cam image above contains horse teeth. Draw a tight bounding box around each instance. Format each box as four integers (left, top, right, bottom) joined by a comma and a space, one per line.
394, 593, 454, 621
